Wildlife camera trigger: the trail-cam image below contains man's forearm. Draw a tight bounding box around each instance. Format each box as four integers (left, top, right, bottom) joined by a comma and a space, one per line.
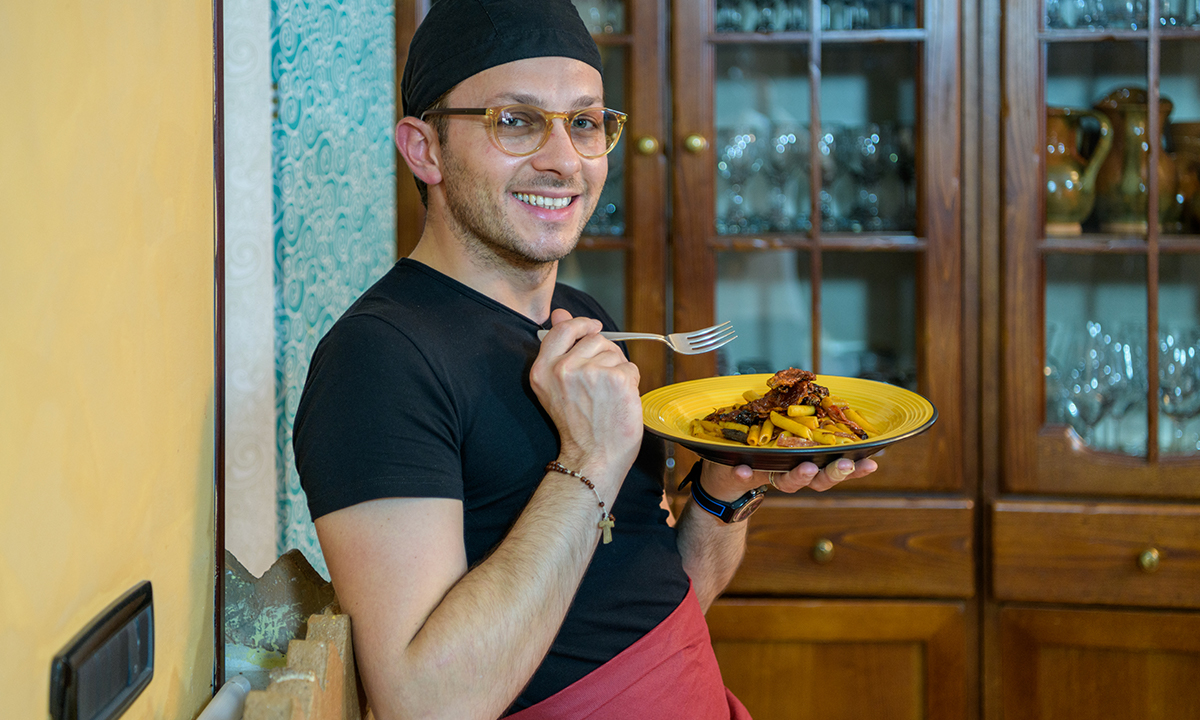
675, 499, 750, 612
368, 481, 605, 720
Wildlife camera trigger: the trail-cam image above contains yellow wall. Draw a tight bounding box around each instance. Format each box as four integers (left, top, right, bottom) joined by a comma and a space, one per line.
0, 2, 217, 718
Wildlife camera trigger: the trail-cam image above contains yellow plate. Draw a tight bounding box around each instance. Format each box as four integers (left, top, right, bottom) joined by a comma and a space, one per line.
641, 373, 937, 471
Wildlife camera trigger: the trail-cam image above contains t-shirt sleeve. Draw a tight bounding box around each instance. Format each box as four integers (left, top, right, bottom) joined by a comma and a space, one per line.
293, 312, 464, 519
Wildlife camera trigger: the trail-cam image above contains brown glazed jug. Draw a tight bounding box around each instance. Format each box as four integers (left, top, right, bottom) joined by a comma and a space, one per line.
1093, 87, 1178, 234
1045, 107, 1112, 236
1170, 121, 1200, 233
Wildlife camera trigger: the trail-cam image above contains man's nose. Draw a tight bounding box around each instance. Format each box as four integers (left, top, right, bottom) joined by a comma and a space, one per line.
531, 119, 584, 175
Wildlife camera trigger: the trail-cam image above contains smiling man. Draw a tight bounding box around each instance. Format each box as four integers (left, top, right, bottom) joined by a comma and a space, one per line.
291, 1, 876, 719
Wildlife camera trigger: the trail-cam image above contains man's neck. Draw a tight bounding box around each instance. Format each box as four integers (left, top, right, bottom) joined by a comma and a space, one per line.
408, 227, 558, 325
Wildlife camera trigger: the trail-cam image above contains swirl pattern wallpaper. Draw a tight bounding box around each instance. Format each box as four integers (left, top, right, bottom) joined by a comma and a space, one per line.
271, 0, 397, 576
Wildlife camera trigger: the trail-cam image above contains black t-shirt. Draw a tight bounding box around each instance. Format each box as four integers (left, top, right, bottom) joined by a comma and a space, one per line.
293, 259, 690, 711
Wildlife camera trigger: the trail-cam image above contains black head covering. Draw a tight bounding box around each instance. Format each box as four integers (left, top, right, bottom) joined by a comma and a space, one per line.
401, 0, 604, 119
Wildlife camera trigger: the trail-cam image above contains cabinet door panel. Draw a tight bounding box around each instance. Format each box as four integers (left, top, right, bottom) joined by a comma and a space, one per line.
999, 606, 1200, 720
708, 600, 968, 720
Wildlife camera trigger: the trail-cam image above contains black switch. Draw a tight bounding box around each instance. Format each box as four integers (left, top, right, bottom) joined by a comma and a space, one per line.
50, 581, 154, 720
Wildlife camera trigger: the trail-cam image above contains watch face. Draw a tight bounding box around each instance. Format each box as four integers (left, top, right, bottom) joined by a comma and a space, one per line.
729, 490, 767, 522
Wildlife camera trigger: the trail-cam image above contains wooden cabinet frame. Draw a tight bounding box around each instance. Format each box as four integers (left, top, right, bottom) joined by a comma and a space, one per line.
670, 0, 966, 493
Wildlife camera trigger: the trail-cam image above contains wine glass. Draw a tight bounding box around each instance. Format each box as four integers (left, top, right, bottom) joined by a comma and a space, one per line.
761, 121, 809, 231
715, 0, 745, 31
1063, 321, 1122, 447
1104, 321, 1150, 454
716, 127, 763, 234
1158, 325, 1200, 455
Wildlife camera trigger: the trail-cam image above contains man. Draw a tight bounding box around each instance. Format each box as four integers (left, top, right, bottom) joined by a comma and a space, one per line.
292, 1, 878, 718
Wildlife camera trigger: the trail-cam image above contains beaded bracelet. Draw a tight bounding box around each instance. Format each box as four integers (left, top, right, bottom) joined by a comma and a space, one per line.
545, 461, 615, 544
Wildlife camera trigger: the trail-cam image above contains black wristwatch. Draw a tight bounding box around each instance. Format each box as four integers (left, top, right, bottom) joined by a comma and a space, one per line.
689, 478, 769, 523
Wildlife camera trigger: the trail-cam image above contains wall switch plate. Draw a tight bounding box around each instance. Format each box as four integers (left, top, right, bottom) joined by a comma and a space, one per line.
50, 581, 154, 720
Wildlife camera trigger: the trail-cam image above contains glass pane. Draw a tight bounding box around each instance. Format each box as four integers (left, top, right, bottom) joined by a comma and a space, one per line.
572, 0, 625, 33
557, 249, 626, 325
1158, 0, 1200, 26
1044, 0, 1150, 29
819, 43, 918, 233
1045, 42, 1163, 236
1044, 254, 1148, 454
1163, 39, 1200, 234
1157, 254, 1200, 455
819, 252, 918, 388
714, 45, 813, 234
715, 250, 813, 375
586, 46, 627, 236
716, 0, 811, 32
822, 0, 918, 29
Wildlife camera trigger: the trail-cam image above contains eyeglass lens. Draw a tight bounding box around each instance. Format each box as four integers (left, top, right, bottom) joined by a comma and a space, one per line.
493, 105, 622, 157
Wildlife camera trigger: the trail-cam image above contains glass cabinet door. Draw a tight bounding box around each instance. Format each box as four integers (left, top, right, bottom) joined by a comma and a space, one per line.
1002, 0, 1200, 496
672, 0, 963, 491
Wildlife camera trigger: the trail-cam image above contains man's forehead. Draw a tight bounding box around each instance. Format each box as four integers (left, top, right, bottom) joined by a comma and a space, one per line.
450, 57, 604, 107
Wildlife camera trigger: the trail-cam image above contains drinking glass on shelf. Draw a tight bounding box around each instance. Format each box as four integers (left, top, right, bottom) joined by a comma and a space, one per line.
785, 0, 809, 28
817, 127, 845, 231
755, 0, 786, 31
1063, 321, 1123, 447
761, 121, 810, 231
716, 0, 745, 31
1103, 321, 1150, 454
716, 127, 764, 234
1158, 325, 1200, 455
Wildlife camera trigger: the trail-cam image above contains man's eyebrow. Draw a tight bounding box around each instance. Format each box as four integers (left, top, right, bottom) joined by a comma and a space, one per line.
493, 92, 605, 109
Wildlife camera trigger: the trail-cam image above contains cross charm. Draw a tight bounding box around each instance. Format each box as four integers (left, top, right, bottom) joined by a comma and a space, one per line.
598, 515, 615, 544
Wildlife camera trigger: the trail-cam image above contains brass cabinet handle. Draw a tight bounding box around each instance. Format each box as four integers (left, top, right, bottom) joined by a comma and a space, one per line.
1137, 547, 1160, 573
811, 538, 835, 564
684, 134, 709, 153
635, 135, 660, 155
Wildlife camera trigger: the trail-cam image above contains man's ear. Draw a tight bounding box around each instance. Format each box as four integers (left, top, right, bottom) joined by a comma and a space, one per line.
394, 117, 443, 188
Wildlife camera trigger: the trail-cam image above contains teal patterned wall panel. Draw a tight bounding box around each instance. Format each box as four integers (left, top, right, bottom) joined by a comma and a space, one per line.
272, 0, 396, 576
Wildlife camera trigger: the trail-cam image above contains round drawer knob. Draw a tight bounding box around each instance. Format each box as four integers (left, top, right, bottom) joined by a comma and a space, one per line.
811, 538, 835, 564
684, 134, 709, 153
1137, 547, 1160, 573
635, 135, 660, 155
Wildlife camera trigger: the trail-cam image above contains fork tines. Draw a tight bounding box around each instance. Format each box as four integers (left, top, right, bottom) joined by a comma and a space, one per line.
688, 321, 736, 350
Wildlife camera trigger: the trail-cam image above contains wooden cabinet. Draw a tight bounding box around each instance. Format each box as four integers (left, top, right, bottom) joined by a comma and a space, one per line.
989, 0, 1200, 716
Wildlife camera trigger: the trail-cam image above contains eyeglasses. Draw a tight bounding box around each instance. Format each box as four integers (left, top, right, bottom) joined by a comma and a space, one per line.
420, 104, 628, 159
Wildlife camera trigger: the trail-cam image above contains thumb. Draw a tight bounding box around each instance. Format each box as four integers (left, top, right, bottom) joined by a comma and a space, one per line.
550, 308, 575, 327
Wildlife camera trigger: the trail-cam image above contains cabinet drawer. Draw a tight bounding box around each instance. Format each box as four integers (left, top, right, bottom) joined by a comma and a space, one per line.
725, 497, 975, 598
992, 501, 1200, 609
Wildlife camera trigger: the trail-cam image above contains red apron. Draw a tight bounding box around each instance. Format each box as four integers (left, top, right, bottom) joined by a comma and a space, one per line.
506, 584, 752, 720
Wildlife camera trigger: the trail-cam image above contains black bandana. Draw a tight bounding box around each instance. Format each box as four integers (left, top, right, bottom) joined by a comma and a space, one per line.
401, 0, 604, 119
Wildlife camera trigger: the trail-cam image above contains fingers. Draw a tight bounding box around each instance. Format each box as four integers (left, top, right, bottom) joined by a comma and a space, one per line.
769, 456, 879, 493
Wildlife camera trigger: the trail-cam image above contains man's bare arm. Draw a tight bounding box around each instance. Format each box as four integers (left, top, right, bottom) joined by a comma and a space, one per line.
317, 474, 609, 720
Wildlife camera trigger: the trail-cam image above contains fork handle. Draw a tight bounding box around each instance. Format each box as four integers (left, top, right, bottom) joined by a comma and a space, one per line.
535, 330, 663, 342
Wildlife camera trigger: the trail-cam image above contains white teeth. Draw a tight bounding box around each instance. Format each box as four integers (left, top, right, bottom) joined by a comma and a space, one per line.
513, 193, 572, 210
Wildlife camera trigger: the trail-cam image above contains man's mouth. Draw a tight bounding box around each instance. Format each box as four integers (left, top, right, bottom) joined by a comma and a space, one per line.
512, 192, 573, 210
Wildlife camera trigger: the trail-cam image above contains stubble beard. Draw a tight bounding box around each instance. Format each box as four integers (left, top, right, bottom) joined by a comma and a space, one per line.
440, 144, 599, 275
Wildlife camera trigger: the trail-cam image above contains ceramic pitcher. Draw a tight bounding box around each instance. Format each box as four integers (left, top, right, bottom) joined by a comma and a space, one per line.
1093, 87, 1178, 234
1045, 106, 1112, 236
1170, 121, 1200, 233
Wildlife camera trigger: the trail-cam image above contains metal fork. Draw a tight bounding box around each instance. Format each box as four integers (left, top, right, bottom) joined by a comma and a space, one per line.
536, 321, 736, 355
